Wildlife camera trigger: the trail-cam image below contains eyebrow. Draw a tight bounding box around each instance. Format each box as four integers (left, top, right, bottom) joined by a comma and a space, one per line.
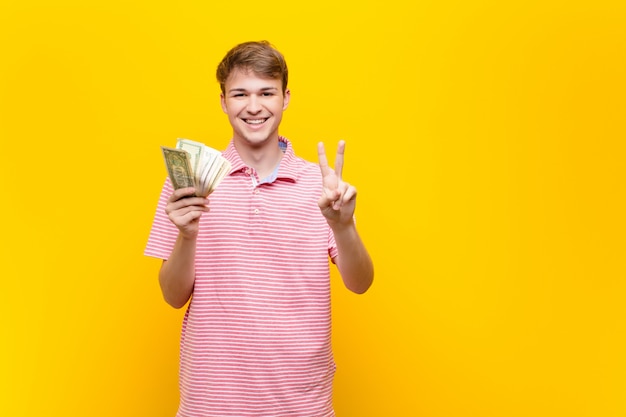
228, 86, 279, 94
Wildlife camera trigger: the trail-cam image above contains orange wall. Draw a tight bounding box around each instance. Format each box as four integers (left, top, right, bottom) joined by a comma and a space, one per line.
1, 1, 625, 416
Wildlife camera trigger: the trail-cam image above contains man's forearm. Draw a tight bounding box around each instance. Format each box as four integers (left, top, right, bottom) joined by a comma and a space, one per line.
333, 224, 374, 294
159, 234, 197, 308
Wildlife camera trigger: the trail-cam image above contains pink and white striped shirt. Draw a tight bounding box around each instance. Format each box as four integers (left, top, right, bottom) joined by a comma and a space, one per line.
145, 137, 338, 417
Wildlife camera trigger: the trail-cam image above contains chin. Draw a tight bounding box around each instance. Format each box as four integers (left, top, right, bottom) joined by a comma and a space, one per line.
239, 130, 276, 145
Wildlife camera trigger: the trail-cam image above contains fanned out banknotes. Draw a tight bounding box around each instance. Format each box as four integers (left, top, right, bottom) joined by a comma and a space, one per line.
161, 138, 232, 197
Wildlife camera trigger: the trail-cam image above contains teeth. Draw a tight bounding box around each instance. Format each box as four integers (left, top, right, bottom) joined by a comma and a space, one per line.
246, 119, 266, 124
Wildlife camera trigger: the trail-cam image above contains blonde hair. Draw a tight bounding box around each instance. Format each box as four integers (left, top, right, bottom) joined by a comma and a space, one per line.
216, 41, 288, 95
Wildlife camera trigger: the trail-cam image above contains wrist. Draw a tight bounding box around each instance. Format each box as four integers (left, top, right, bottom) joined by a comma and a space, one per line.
177, 231, 199, 243
329, 218, 357, 235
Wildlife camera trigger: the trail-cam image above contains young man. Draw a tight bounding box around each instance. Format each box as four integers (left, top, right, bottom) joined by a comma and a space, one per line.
145, 40, 373, 417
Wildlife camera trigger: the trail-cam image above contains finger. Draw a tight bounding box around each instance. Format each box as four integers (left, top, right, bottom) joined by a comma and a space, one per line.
167, 196, 208, 212
334, 140, 345, 181
332, 182, 350, 210
317, 142, 330, 174
318, 187, 340, 209
176, 204, 210, 214
168, 205, 209, 225
166, 196, 209, 216
340, 184, 357, 205
169, 187, 197, 202
167, 203, 209, 217
173, 210, 204, 228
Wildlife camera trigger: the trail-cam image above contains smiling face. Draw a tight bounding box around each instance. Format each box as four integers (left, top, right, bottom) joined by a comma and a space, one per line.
220, 68, 290, 149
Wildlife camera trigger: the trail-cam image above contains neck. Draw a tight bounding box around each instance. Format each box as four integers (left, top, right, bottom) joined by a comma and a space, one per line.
234, 137, 284, 179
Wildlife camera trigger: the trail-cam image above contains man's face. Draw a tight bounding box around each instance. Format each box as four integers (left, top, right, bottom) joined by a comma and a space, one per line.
220, 68, 290, 148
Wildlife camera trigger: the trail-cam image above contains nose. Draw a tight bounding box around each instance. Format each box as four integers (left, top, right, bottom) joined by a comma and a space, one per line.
246, 94, 262, 113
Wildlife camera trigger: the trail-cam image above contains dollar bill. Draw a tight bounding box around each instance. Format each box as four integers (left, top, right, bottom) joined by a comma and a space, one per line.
176, 138, 205, 174
161, 146, 195, 190
161, 139, 232, 197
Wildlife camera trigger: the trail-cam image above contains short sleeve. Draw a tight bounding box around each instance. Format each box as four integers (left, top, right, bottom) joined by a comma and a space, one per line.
144, 178, 179, 260
328, 226, 338, 264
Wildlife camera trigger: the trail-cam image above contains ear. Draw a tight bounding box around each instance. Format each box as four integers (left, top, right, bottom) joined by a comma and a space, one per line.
220, 94, 228, 114
283, 89, 291, 110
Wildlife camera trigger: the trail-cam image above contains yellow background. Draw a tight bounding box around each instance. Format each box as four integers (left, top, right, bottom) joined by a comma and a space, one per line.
1, 1, 625, 416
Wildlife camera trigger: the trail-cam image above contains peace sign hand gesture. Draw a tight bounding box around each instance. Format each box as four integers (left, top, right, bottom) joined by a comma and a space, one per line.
317, 140, 357, 227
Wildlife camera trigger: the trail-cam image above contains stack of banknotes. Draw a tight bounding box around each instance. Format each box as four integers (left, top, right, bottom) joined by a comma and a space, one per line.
161, 138, 232, 197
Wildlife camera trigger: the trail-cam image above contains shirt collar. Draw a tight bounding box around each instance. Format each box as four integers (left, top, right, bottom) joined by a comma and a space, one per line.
223, 136, 299, 182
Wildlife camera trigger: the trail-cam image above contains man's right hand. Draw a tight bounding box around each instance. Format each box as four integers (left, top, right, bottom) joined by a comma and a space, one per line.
164, 187, 210, 239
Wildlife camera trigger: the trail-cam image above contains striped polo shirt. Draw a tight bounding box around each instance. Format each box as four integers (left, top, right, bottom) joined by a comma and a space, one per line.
145, 137, 338, 417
